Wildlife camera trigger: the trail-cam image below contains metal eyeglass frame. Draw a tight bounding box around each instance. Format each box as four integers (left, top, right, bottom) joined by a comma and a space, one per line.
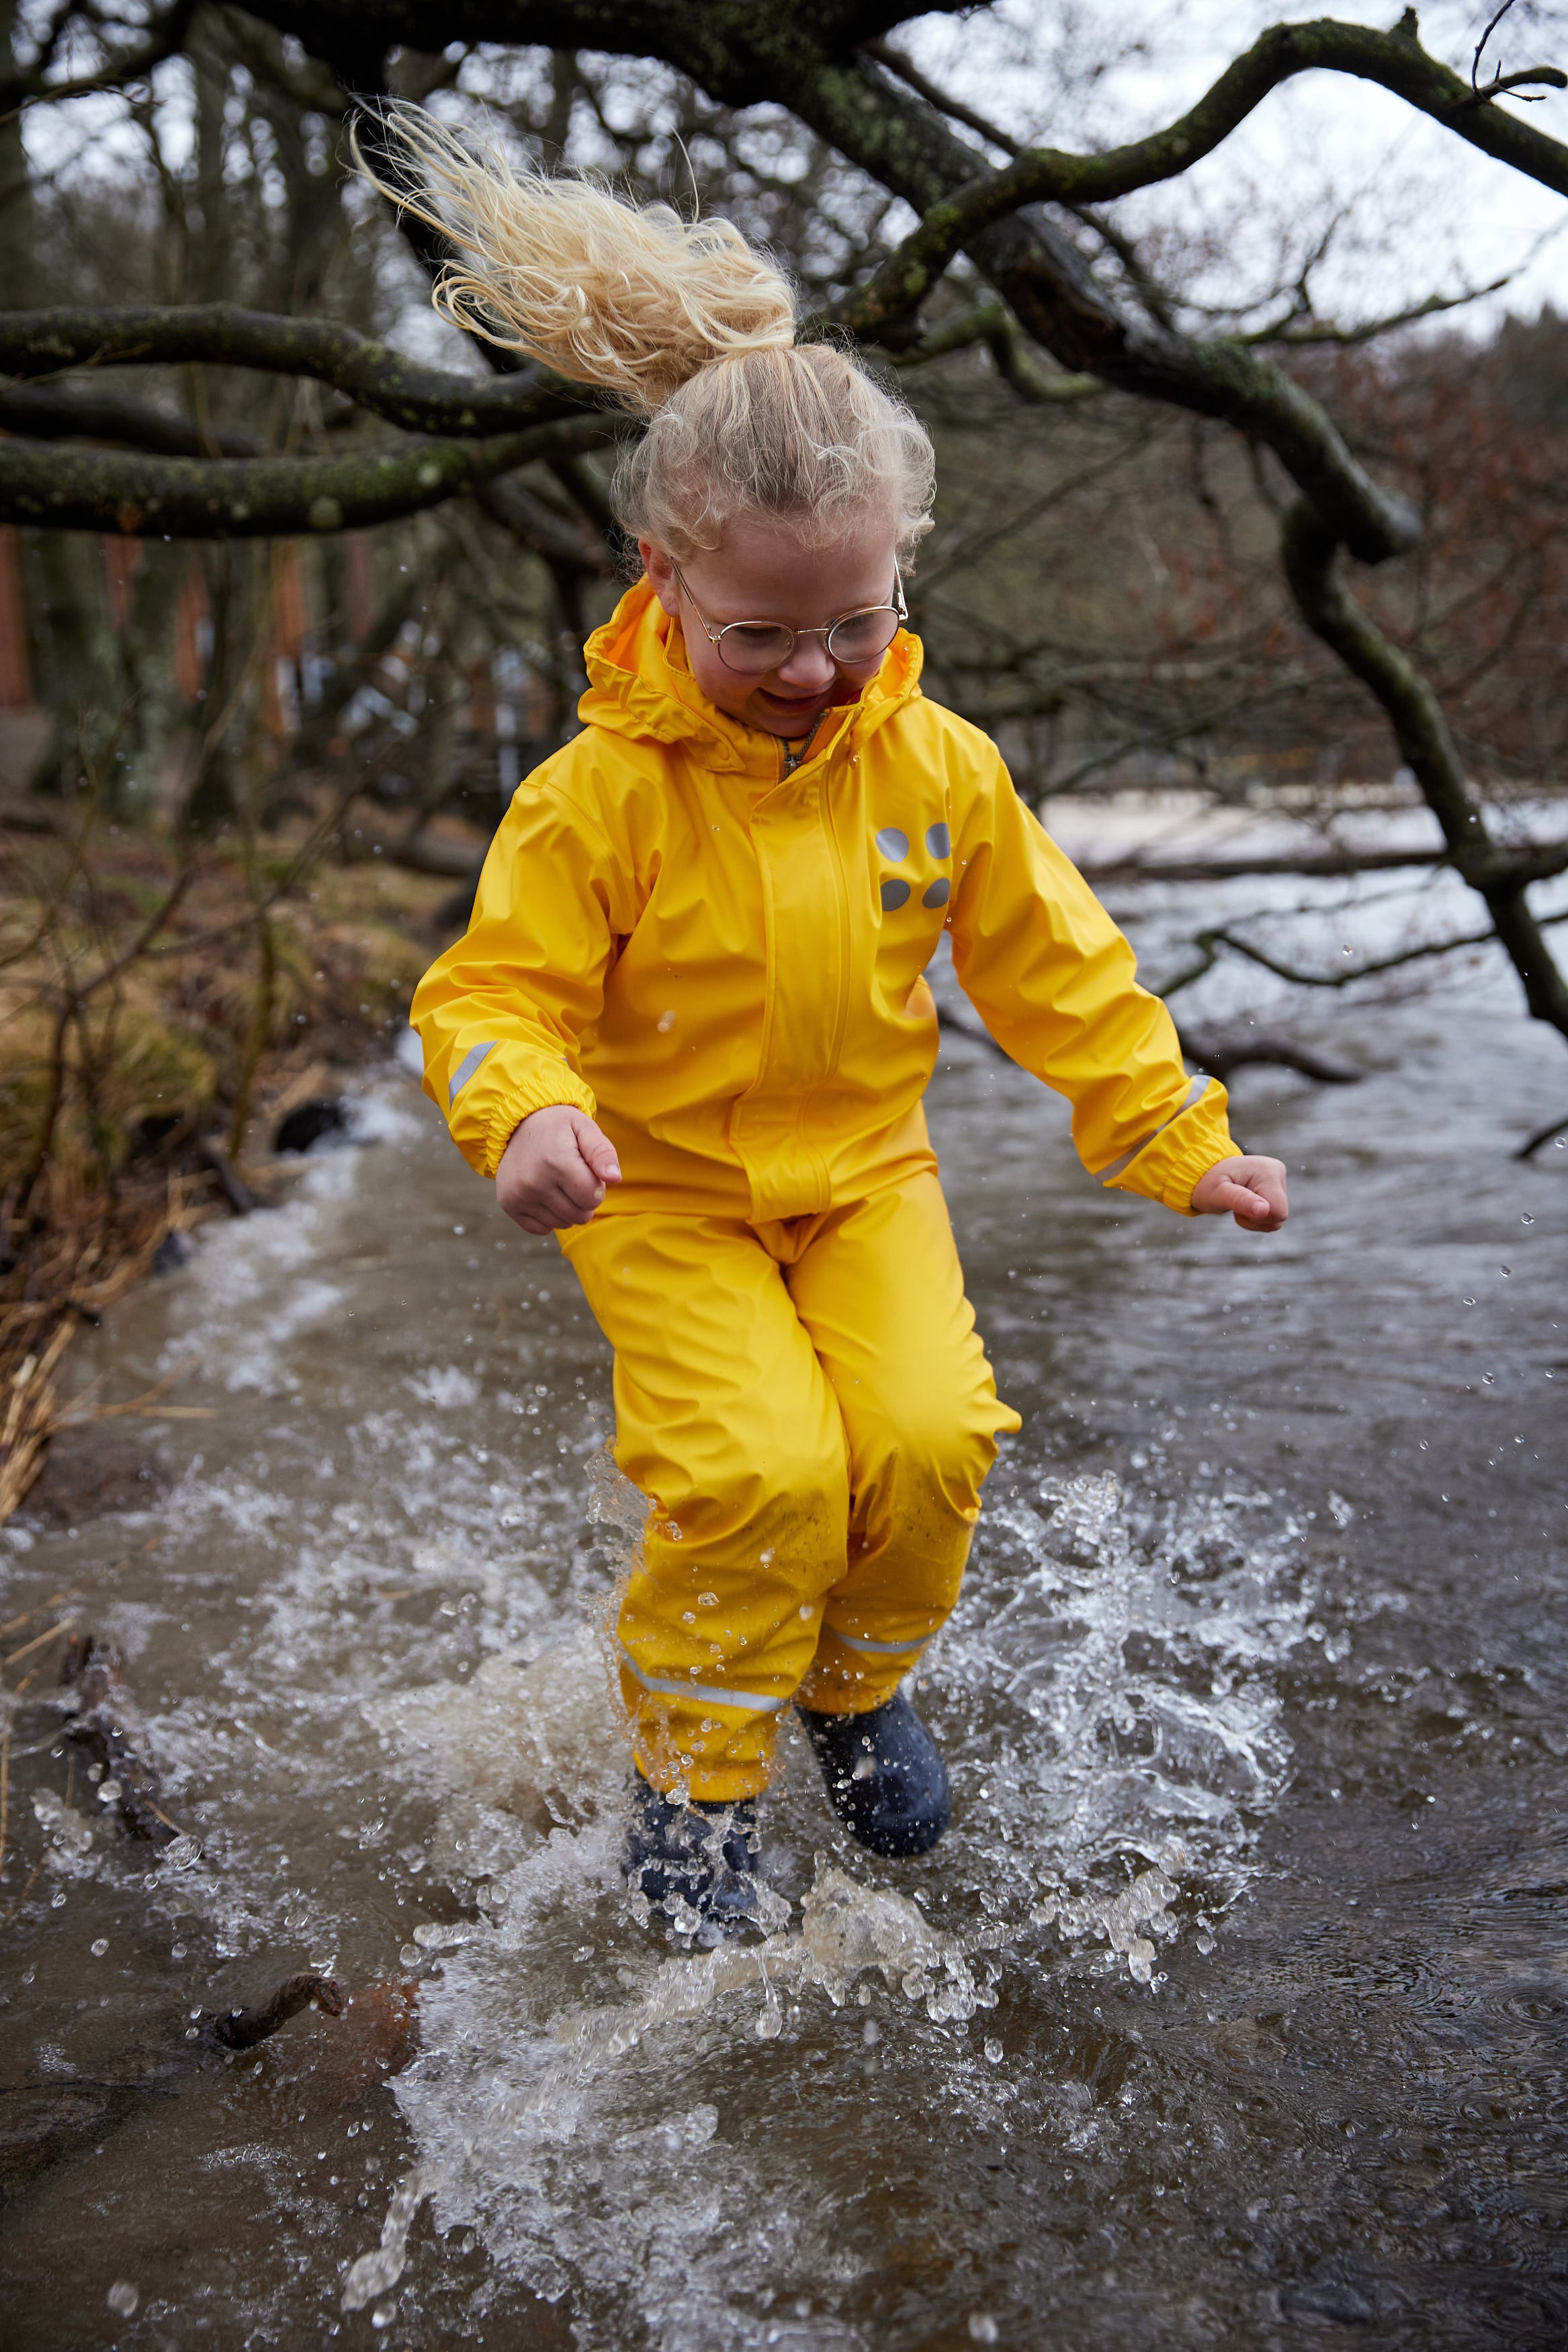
669, 558, 907, 676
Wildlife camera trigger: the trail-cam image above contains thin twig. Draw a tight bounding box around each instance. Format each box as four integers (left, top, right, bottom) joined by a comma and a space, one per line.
5, 1618, 75, 1668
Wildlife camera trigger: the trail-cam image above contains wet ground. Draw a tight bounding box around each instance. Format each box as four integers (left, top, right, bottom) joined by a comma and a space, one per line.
1, 858, 1565, 2350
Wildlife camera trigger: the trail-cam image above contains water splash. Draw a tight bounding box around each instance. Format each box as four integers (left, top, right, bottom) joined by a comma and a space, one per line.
345, 1468, 1310, 2341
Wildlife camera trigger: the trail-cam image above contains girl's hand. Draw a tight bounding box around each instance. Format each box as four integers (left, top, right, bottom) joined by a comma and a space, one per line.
496, 1105, 621, 1234
1190, 1154, 1289, 1232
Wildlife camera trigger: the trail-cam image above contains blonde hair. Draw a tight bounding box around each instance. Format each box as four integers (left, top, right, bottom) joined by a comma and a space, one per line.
355, 104, 934, 560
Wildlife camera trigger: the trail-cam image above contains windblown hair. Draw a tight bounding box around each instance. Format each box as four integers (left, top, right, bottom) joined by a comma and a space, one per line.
355, 105, 935, 560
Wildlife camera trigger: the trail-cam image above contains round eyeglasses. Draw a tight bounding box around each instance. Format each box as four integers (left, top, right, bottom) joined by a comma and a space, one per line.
670, 560, 907, 678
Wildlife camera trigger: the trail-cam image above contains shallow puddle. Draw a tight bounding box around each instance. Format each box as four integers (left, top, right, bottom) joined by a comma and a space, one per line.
2, 872, 1566, 2349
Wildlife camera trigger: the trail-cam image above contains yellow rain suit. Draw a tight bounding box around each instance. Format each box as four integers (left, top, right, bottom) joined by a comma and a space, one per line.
412, 582, 1236, 1800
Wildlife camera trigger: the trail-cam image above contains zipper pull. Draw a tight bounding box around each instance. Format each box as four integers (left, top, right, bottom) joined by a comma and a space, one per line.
781, 712, 826, 777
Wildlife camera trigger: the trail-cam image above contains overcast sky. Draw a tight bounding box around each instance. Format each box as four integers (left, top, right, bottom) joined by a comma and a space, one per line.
900, 0, 1568, 333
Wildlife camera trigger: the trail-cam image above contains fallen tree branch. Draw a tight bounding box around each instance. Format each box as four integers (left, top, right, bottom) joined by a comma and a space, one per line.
1076, 846, 1450, 886
1156, 902, 1568, 1000
214, 1972, 345, 2050
1176, 1030, 1364, 1084
1516, 1108, 1568, 1161
939, 999, 1364, 1086
58, 1635, 185, 1847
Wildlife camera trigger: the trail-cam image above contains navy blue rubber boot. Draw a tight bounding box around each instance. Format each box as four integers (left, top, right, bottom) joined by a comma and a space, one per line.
624, 1772, 762, 1938
797, 1689, 951, 1857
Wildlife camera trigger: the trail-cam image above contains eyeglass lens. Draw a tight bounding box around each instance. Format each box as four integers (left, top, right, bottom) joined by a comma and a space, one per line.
716, 607, 901, 676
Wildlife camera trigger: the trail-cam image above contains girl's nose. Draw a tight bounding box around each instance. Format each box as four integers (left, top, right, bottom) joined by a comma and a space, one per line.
771, 635, 837, 692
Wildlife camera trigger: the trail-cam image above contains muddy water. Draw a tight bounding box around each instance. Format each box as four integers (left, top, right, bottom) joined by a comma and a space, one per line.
2, 866, 1566, 2351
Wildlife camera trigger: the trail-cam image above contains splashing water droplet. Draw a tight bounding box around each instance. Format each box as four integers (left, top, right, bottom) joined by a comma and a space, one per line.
969, 2318, 1000, 2344
107, 2281, 138, 2318
1522, 1212, 1535, 1224
984, 2038, 1004, 2065
371, 2299, 398, 2329
162, 1833, 202, 1870
90, 1938, 108, 1958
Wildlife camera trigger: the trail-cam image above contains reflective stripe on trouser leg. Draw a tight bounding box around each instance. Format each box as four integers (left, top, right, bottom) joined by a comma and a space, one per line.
615, 1641, 794, 1799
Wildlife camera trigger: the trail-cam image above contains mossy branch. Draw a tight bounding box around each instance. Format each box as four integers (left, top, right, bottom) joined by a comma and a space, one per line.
0, 305, 597, 439
837, 17, 1568, 343
0, 415, 620, 538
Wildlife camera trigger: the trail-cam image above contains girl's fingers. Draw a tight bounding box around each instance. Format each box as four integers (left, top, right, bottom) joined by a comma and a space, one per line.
579, 1132, 622, 1184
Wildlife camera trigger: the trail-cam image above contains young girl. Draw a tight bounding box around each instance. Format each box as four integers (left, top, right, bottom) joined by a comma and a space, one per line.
382, 120, 1289, 1933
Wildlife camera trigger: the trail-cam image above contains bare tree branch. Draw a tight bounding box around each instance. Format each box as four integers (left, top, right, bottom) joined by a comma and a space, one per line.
0, 305, 598, 437
862, 36, 1018, 155
1241, 275, 1517, 347
0, 380, 263, 457
835, 16, 1568, 347
1, 0, 198, 118
1158, 900, 1568, 1000
0, 413, 618, 536
1281, 499, 1568, 1044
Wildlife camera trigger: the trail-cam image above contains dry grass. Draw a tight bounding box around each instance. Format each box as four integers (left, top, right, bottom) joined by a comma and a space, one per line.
0, 794, 460, 1524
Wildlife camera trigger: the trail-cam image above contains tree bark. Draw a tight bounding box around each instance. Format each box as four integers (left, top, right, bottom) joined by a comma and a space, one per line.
0, 414, 619, 537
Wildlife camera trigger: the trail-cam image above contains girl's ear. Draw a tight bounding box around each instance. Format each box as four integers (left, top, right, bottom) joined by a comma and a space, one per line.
639, 538, 680, 616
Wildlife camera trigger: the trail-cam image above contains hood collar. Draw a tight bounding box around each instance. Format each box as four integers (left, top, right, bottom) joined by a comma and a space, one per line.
578, 578, 923, 779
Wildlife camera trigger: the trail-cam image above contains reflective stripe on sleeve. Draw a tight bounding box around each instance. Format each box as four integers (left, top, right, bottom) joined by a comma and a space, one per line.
619, 1644, 789, 1716
447, 1039, 497, 1107
1093, 1073, 1211, 1184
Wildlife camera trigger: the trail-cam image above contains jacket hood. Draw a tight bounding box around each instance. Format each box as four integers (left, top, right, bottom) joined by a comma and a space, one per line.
578, 577, 924, 777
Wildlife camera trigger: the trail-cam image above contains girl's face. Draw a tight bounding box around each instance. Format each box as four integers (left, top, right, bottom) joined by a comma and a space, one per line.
640, 517, 902, 741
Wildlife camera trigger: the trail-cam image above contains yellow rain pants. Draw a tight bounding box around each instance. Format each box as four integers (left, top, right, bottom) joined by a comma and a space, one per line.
562, 1172, 1018, 1801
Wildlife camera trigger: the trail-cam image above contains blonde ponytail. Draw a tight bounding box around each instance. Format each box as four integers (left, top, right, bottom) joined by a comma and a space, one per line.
356, 104, 934, 559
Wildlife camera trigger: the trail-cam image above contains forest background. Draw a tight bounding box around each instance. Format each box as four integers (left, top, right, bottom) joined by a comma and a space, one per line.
1, 0, 1566, 1517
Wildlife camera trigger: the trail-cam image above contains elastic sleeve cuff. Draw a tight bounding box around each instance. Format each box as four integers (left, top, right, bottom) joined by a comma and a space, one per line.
478, 1068, 598, 1180
1102, 1078, 1236, 1215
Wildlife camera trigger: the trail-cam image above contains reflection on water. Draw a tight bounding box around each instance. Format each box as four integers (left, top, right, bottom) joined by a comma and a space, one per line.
1, 874, 1565, 2348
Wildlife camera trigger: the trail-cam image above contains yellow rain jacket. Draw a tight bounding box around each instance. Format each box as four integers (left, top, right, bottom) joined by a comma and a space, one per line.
412, 582, 1233, 1218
